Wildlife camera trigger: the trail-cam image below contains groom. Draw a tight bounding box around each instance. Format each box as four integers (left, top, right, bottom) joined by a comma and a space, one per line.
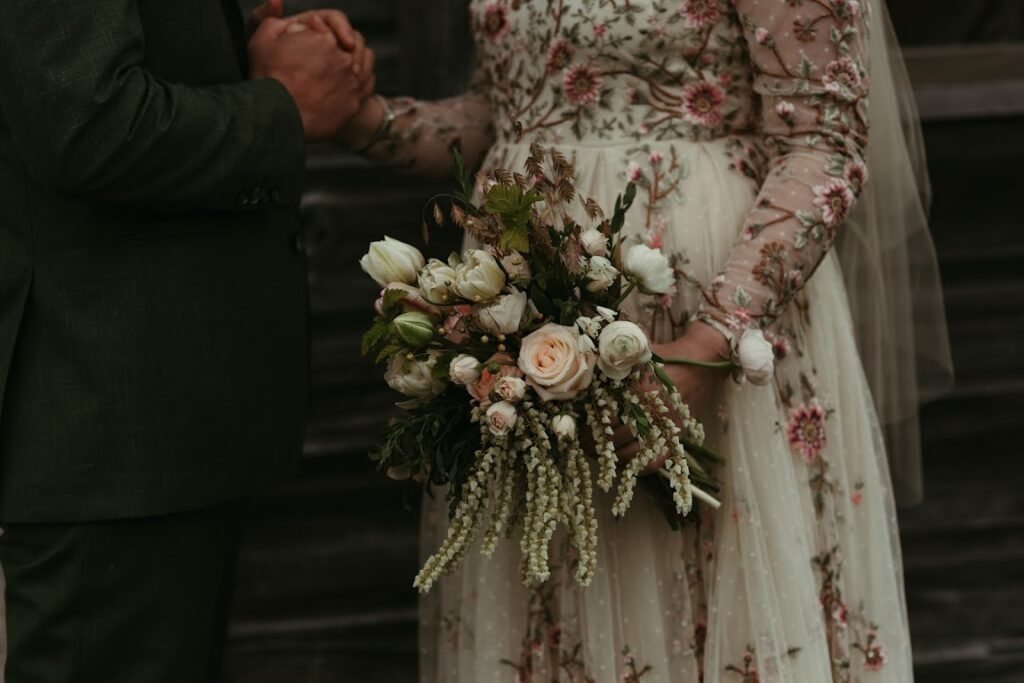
0, 0, 367, 680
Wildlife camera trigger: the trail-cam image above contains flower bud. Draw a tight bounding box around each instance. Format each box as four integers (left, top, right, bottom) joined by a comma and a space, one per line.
449, 354, 483, 385
393, 312, 436, 348
551, 414, 577, 441
737, 328, 775, 386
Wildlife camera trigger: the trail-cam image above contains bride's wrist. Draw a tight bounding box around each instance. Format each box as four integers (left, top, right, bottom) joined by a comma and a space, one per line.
337, 95, 389, 152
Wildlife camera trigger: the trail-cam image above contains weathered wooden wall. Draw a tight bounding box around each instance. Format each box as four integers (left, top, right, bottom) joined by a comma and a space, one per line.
225, 2, 1024, 681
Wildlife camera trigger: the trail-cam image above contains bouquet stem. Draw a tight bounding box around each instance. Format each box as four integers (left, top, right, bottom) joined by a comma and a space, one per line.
661, 357, 734, 371
658, 470, 722, 509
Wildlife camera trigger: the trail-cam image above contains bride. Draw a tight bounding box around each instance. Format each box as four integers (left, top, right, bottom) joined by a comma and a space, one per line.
257, 0, 952, 680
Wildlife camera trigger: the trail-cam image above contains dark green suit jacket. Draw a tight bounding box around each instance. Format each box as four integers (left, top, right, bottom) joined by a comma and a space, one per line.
0, 0, 311, 522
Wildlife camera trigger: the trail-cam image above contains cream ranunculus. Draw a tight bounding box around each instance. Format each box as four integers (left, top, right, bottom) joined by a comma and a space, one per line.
448, 354, 483, 386
360, 236, 425, 287
384, 352, 447, 400
518, 323, 596, 401
486, 401, 518, 437
737, 328, 776, 386
597, 321, 652, 380
475, 288, 528, 336
454, 250, 506, 302
501, 251, 532, 282
551, 414, 577, 441
623, 243, 675, 294
495, 375, 527, 402
580, 228, 609, 257
585, 255, 619, 293
418, 258, 457, 304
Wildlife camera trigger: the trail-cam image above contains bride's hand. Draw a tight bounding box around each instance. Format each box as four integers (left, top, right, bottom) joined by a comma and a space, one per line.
249, 1, 370, 79
612, 320, 730, 473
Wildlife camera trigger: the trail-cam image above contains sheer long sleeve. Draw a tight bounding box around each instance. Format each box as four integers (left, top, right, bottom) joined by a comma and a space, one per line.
699, 0, 870, 336
362, 85, 495, 180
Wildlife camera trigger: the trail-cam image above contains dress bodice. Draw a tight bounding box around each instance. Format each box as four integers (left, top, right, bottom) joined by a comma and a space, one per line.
470, 0, 759, 145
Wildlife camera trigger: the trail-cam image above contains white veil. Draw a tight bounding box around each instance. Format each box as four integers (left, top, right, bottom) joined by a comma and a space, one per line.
838, 0, 955, 506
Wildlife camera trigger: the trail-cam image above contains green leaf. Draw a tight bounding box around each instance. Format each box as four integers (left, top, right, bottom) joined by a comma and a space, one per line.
361, 318, 391, 356
499, 225, 531, 253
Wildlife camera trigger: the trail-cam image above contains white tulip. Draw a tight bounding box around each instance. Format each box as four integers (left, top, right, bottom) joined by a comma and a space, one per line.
418, 258, 457, 304
580, 228, 610, 257
360, 236, 425, 287
449, 354, 483, 385
475, 289, 528, 336
486, 401, 518, 437
551, 414, 577, 441
737, 328, 776, 386
454, 250, 506, 302
384, 352, 447, 400
595, 306, 618, 322
623, 244, 675, 294
597, 321, 652, 380
585, 256, 619, 293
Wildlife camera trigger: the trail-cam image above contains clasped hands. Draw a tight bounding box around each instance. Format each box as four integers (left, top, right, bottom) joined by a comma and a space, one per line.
247, 0, 376, 143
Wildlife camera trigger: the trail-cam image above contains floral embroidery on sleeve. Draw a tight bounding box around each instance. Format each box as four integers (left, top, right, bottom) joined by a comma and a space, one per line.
698, 0, 871, 336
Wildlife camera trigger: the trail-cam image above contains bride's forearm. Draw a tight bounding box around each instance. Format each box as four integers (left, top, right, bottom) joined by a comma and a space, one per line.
338, 93, 496, 180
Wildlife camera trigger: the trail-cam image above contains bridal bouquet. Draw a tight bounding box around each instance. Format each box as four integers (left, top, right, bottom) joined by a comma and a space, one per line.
360, 145, 729, 592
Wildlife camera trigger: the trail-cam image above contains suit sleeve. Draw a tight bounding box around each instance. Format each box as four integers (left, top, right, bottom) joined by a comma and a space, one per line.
0, 0, 306, 211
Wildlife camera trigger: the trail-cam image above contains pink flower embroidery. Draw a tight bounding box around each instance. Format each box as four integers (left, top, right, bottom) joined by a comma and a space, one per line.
787, 400, 827, 463
864, 642, 887, 671
753, 27, 772, 46
593, 23, 607, 38
680, 81, 725, 127
563, 64, 603, 106
851, 490, 863, 506
480, 3, 510, 43
823, 56, 863, 101
627, 161, 643, 183
680, 0, 722, 30
546, 38, 575, 72
844, 159, 868, 193
775, 100, 796, 125
813, 178, 855, 227
831, 0, 862, 22
649, 150, 664, 165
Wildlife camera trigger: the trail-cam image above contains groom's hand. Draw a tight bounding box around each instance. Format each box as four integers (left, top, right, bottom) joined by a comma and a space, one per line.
248, 18, 365, 143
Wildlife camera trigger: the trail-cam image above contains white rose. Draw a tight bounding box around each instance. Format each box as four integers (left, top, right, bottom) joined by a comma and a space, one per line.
585, 255, 619, 293
623, 244, 675, 294
597, 321, 652, 381
580, 228, 609, 257
501, 252, 531, 282
495, 376, 527, 402
737, 328, 775, 386
475, 288, 528, 336
486, 401, 518, 437
454, 250, 506, 302
418, 258, 457, 304
360, 236, 425, 287
384, 352, 447, 400
551, 414, 577, 441
449, 354, 483, 385
518, 323, 596, 402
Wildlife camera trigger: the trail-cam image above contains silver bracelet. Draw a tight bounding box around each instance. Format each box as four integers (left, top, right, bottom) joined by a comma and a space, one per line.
354, 95, 396, 154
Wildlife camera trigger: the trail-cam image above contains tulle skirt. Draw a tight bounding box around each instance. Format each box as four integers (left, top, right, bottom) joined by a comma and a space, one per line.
419, 137, 914, 682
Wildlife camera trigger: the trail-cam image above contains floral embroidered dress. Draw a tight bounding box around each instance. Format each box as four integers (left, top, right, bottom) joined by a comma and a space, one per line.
365, 0, 912, 681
